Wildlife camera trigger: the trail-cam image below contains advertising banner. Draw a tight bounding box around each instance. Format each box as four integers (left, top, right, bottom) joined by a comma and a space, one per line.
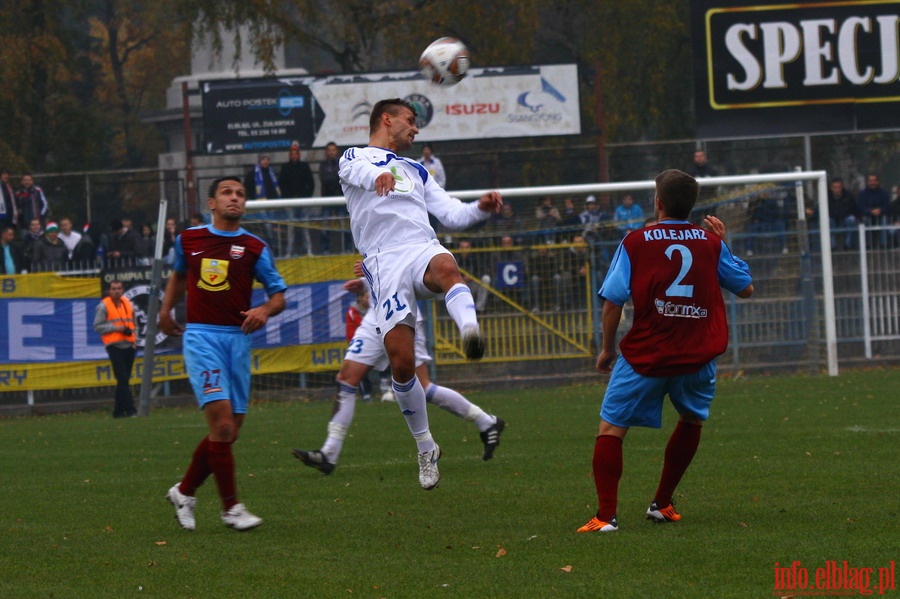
691, 0, 900, 137
0, 259, 357, 391
202, 64, 581, 152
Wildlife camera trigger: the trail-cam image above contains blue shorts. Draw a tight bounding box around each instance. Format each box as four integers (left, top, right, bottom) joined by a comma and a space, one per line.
600, 357, 717, 429
183, 325, 252, 414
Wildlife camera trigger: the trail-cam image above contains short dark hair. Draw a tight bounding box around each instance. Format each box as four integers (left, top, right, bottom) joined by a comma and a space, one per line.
207, 177, 243, 200
655, 169, 699, 220
369, 98, 417, 135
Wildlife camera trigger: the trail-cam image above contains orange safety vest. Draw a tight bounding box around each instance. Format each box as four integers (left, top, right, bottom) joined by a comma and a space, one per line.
101, 296, 137, 345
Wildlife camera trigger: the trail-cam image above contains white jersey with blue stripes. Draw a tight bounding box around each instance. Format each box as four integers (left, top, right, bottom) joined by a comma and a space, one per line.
339, 145, 488, 256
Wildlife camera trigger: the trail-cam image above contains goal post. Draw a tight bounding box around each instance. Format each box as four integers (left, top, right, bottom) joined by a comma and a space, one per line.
245, 169, 839, 381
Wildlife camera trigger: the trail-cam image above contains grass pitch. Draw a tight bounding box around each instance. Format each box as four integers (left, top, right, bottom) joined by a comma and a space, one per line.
1, 369, 897, 598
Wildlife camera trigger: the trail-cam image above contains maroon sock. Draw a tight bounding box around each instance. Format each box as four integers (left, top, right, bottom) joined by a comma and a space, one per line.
592, 435, 623, 522
207, 440, 238, 511
179, 436, 211, 496
653, 420, 703, 506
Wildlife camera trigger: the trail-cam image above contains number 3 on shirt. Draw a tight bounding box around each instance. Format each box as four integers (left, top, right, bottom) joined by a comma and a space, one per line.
382, 292, 408, 321
664, 244, 694, 298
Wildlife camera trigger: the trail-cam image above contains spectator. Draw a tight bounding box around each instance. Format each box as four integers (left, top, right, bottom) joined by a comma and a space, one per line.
558, 234, 590, 310
279, 142, 315, 255
613, 194, 645, 237
15, 173, 49, 229
73, 223, 98, 264
685, 149, 719, 178
21, 218, 43, 270
418, 143, 447, 188
0, 169, 17, 230
92, 279, 137, 418
280, 142, 315, 199
244, 153, 281, 200
318, 141, 348, 253
745, 186, 791, 256
57, 217, 82, 260
162, 217, 179, 265
579, 194, 614, 247
455, 239, 490, 312
579, 195, 603, 226
527, 242, 563, 312
1, 225, 24, 274
137, 223, 156, 260
489, 203, 525, 243
107, 218, 141, 263
31, 221, 70, 271
560, 197, 581, 230
856, 173, 891, 248
810, 177, 858, 250
188, 212, 205, 228
535, 196, 562, 243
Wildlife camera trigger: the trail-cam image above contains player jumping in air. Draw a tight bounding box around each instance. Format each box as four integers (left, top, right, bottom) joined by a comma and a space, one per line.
339, 98, 503, 489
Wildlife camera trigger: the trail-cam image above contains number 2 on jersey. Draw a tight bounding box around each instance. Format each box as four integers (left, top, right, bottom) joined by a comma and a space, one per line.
664, 244, 694, 297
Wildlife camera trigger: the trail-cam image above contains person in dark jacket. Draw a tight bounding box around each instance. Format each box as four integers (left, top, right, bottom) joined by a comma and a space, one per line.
279, 142, 315, 255
31, 221, 70, 271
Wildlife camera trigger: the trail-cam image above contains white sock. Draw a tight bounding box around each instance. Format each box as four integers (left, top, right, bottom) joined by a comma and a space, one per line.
425, 383, 495, 432
392, 376, 435, 453
444, 283, 479, 333
320, 380, 357, 463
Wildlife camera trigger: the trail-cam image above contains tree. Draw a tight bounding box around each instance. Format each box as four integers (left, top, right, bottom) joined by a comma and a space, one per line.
0, 0, 87, 171
180, 0, 539, 74
87, 0, 190, 166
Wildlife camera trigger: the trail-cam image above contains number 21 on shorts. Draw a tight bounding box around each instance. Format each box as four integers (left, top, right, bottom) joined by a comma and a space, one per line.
381, 292, 408, 321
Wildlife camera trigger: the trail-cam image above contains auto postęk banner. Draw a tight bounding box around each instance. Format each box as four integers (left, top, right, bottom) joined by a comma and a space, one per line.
201, 64, 581, 153
691, 0, 900, 137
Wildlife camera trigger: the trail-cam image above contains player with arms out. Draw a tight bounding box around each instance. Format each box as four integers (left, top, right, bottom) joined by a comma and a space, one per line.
578, 169, 753, 533
159, 177, 287, 531
339, 98, 503, 489
292, 275, 506, 474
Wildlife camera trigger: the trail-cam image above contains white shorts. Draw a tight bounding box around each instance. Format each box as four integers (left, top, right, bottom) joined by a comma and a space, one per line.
343, 313, 431, 371
361, 240, 451, 339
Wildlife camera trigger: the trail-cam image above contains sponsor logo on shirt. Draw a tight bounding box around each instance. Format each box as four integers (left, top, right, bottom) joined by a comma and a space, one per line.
655, 298, 708, 319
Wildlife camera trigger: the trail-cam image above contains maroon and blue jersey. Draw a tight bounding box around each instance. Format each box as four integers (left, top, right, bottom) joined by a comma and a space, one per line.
599, 220, 752, 377
173, 225, 287, 327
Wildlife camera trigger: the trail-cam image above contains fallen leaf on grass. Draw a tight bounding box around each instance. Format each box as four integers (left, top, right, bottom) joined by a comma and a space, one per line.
155, 541, 167, 546
560, 565, 573, 573
496, 548, 507, 558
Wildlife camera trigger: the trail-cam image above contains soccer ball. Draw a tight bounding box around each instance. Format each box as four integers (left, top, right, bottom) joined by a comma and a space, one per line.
419, 37, 470, 86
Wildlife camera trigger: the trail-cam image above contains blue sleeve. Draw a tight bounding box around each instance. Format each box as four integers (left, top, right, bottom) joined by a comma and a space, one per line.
254, 245, 288, 296
598, 243, 631, 306
717, 240, 753, 294
172, 235, 186, 274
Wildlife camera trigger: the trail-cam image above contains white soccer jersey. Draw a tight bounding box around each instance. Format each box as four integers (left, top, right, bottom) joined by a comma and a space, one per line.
339, 146, 489, 256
